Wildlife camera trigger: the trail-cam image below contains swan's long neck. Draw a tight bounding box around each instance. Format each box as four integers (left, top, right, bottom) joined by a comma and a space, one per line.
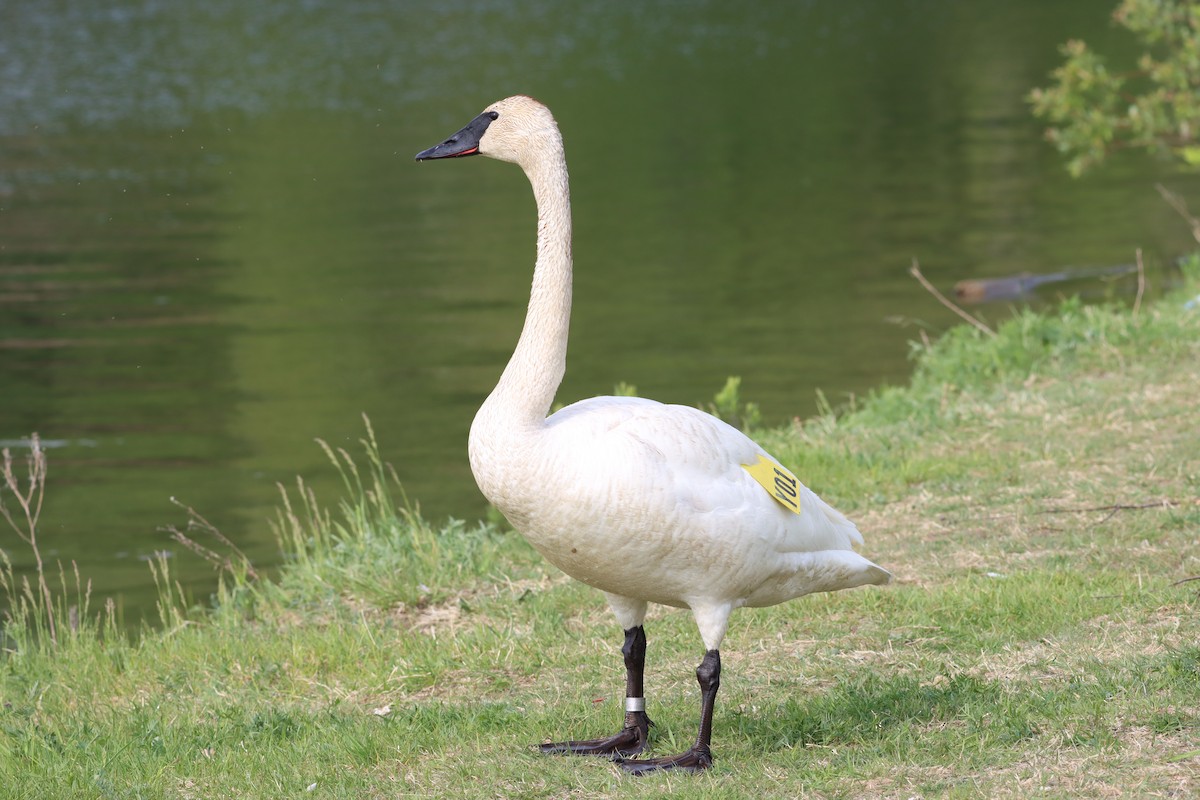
483, 141, 573, 430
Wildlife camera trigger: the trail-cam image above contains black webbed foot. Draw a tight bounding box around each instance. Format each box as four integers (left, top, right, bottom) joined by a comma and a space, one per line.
538, 710, 653, 758
614, 744, 712, 774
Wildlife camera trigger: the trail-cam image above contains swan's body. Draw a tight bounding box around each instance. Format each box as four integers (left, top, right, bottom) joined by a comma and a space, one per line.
476, 394, 884, 637
416, 95, 890, 773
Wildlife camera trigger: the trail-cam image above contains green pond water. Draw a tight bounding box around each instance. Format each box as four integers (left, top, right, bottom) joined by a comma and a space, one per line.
1, 0, 1197, 621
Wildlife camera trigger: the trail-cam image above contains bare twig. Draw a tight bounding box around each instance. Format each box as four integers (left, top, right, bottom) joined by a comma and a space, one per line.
0, 437, 45, 545
1155, 183, 1200, 244
1133, 247, 1146, 318
909, 258, 996, 337
981, 498, 1186, 522
1035, 499, 1178, 515
0, 434, 56, 645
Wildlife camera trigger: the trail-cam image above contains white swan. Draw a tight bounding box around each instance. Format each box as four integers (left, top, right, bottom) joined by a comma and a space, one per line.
415, 95, 891, 774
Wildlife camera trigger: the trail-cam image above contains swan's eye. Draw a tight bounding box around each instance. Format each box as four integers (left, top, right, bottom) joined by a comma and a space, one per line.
487, 111, 499, 120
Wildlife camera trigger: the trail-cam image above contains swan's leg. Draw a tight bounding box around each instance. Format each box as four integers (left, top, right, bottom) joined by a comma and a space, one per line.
538, 625, 654, 757
616, 603, 729, 773
615, 649, 720, 774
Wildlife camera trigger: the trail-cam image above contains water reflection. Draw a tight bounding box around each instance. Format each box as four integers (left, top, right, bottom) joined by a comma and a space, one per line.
1, 0, 1197, 621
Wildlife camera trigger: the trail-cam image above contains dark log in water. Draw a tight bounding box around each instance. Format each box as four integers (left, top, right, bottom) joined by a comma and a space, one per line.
953, 262, 1140, 304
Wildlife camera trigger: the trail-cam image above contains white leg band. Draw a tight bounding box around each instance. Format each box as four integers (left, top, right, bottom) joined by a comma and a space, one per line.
625, 696, 646, 713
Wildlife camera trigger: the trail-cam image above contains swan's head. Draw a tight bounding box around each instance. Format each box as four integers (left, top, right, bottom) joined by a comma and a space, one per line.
414, 95, 560, 167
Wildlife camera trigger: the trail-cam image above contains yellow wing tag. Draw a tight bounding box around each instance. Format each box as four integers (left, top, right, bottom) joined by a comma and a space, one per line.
743, 454, 801, 515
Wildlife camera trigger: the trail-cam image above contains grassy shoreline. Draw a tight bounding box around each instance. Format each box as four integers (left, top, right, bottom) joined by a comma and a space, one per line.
3, 263, 1199, 798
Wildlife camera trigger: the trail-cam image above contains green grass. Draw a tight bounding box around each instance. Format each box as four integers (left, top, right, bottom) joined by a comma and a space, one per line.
2, 262, 1199, 798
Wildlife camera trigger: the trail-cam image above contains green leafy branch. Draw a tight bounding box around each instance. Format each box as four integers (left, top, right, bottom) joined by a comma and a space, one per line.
1029, 0, 1200, 176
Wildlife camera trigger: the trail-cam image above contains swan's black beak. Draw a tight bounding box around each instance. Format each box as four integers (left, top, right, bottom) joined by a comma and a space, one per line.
414, 111, 498, 161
